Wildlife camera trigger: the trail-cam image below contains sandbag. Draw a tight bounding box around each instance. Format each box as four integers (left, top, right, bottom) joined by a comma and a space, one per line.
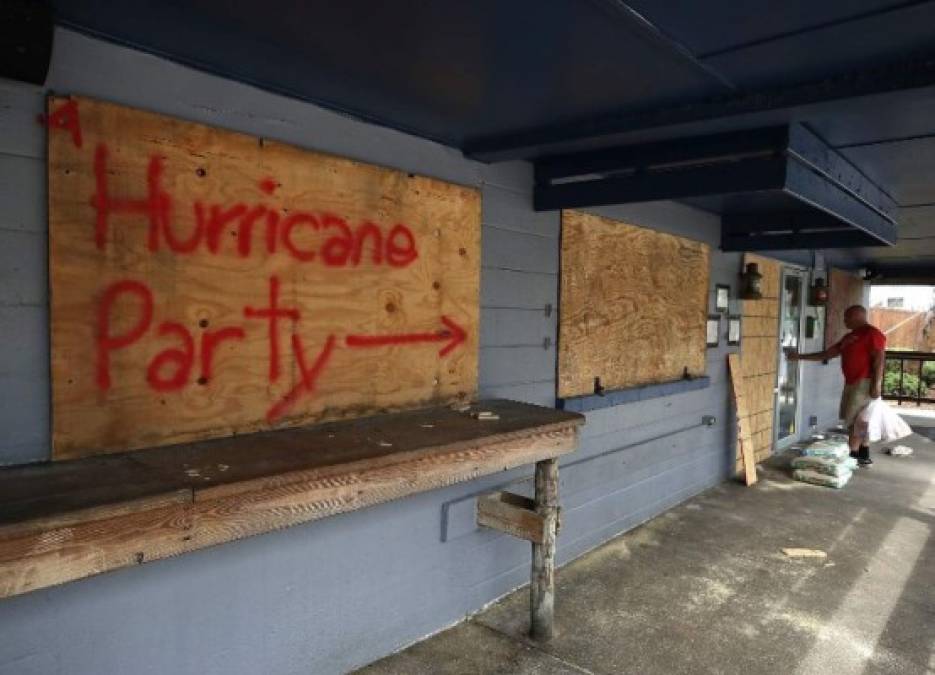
855, 398, 913, 442
793, 468, 852, 489
799, 438, 850, 460
791, 455, 857, 476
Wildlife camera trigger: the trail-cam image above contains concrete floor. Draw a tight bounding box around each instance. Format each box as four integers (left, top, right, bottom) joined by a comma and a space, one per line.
357, 425, 935, 675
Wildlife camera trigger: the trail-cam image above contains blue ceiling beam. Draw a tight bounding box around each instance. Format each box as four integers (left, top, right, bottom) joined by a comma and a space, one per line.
466, 54, 935, 161
533, 123, 898, 251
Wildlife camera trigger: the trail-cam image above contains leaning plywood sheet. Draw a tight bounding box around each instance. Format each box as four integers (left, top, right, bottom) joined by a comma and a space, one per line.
558, 210, 709, 398
47, 96, 480, 459
825, 267, 866, 347
727, 354, 758, 486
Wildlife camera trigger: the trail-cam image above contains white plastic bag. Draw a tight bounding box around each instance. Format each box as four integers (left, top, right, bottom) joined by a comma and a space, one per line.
856, 398, 913, 442
885, 445, 914, 457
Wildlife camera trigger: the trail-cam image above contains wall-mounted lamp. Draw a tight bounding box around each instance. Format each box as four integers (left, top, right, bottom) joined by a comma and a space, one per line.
809, 277, 829, 306
739, 262, 763, 300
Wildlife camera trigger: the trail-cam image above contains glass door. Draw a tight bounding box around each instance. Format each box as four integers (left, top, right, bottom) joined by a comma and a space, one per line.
776, 269, 805, 447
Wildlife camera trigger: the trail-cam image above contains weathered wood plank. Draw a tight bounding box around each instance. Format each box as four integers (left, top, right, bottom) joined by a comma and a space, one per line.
530, 458, 559, 640
558, 210, 709, 398
476, 491, 546, 543
48, 95, 481, 459
0, 498, 194, 599
190, 427, 576, 552
0, 452, 185, 528
0, 400, 583, 599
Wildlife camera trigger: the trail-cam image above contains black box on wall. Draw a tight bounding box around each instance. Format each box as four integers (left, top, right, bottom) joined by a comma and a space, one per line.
0, 0, 52, 85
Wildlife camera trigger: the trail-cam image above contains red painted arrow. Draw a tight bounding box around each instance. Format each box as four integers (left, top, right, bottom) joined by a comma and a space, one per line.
345, 316, 467, 357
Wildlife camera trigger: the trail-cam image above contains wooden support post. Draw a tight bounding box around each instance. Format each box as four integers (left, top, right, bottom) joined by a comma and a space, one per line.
530, 458, 559, 641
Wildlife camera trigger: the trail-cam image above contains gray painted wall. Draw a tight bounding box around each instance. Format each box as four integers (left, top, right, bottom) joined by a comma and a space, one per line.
0, 29, 845, 675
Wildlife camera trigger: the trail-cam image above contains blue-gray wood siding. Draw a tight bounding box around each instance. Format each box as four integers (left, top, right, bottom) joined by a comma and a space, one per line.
0, 28, 846, 675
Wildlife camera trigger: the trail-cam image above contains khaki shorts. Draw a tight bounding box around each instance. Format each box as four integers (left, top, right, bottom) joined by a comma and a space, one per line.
840, 379, 872, 428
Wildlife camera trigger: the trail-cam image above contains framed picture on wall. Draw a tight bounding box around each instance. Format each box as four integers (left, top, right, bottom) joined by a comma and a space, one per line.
727, 315, 742, 346
715, 284, 730, 312
706, 315, 720, 348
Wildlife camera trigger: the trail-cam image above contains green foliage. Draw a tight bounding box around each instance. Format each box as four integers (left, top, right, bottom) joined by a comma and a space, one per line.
883, 358, 935, 394
922, 361, 935, 387
885, 359, 902, 375
884, 371, 922, 397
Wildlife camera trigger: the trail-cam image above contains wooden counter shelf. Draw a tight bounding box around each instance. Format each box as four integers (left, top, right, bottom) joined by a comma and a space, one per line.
0, 400, 583, 604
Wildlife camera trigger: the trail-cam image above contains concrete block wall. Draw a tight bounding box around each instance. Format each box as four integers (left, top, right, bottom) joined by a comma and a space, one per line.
0, 29, 844, 675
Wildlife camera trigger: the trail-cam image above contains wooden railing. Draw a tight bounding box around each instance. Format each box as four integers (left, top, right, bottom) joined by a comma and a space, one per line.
883, 350, 935, 406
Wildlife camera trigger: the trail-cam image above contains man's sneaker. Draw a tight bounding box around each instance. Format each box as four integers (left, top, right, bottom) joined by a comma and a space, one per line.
857, 446, 873, 467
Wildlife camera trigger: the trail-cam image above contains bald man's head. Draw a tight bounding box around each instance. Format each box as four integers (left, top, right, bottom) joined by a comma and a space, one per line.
844, 304, 868, 330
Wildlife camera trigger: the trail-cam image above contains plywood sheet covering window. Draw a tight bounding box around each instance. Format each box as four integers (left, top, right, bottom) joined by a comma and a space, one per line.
558, 210, 709, 398
47, 96, 480, 459
738, 253, 780, 468
825, 267, 866, 347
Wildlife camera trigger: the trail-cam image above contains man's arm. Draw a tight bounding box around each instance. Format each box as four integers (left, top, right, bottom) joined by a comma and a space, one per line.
869, 348, 885, 399
788, 342, 841, 362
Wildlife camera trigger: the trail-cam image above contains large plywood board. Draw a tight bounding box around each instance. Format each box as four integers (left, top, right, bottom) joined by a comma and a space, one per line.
558, 211, 709, 398
739, 253, 781, 467
48, 96, 480, 459
825, 267, 866, 347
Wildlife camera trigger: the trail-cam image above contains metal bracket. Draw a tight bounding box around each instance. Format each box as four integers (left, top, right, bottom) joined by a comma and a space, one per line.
594, 376, 605, 396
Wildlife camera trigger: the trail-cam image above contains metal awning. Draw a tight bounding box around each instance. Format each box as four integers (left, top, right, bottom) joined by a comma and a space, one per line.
533, 124, 897, 251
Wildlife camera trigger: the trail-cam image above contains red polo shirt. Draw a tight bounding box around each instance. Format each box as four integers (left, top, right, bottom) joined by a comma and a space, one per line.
837, 324, 886, 384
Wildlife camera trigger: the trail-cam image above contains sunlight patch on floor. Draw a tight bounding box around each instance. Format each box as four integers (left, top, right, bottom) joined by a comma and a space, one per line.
794, 516, 930, 674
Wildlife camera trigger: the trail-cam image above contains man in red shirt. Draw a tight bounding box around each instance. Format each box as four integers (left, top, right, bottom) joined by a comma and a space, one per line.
789, 305, 886, 466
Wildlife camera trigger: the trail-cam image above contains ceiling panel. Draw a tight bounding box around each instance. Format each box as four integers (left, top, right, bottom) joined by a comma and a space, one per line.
899, 205, 935, 234
622, 0, 908, 58
683, 192, 808, 215
699, 3, 935, 89
864, 240, 935, 257
848, 245, 935, 273
807, 88, 935, 147
841, 137, 935, 206
53, 0, 729, 146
